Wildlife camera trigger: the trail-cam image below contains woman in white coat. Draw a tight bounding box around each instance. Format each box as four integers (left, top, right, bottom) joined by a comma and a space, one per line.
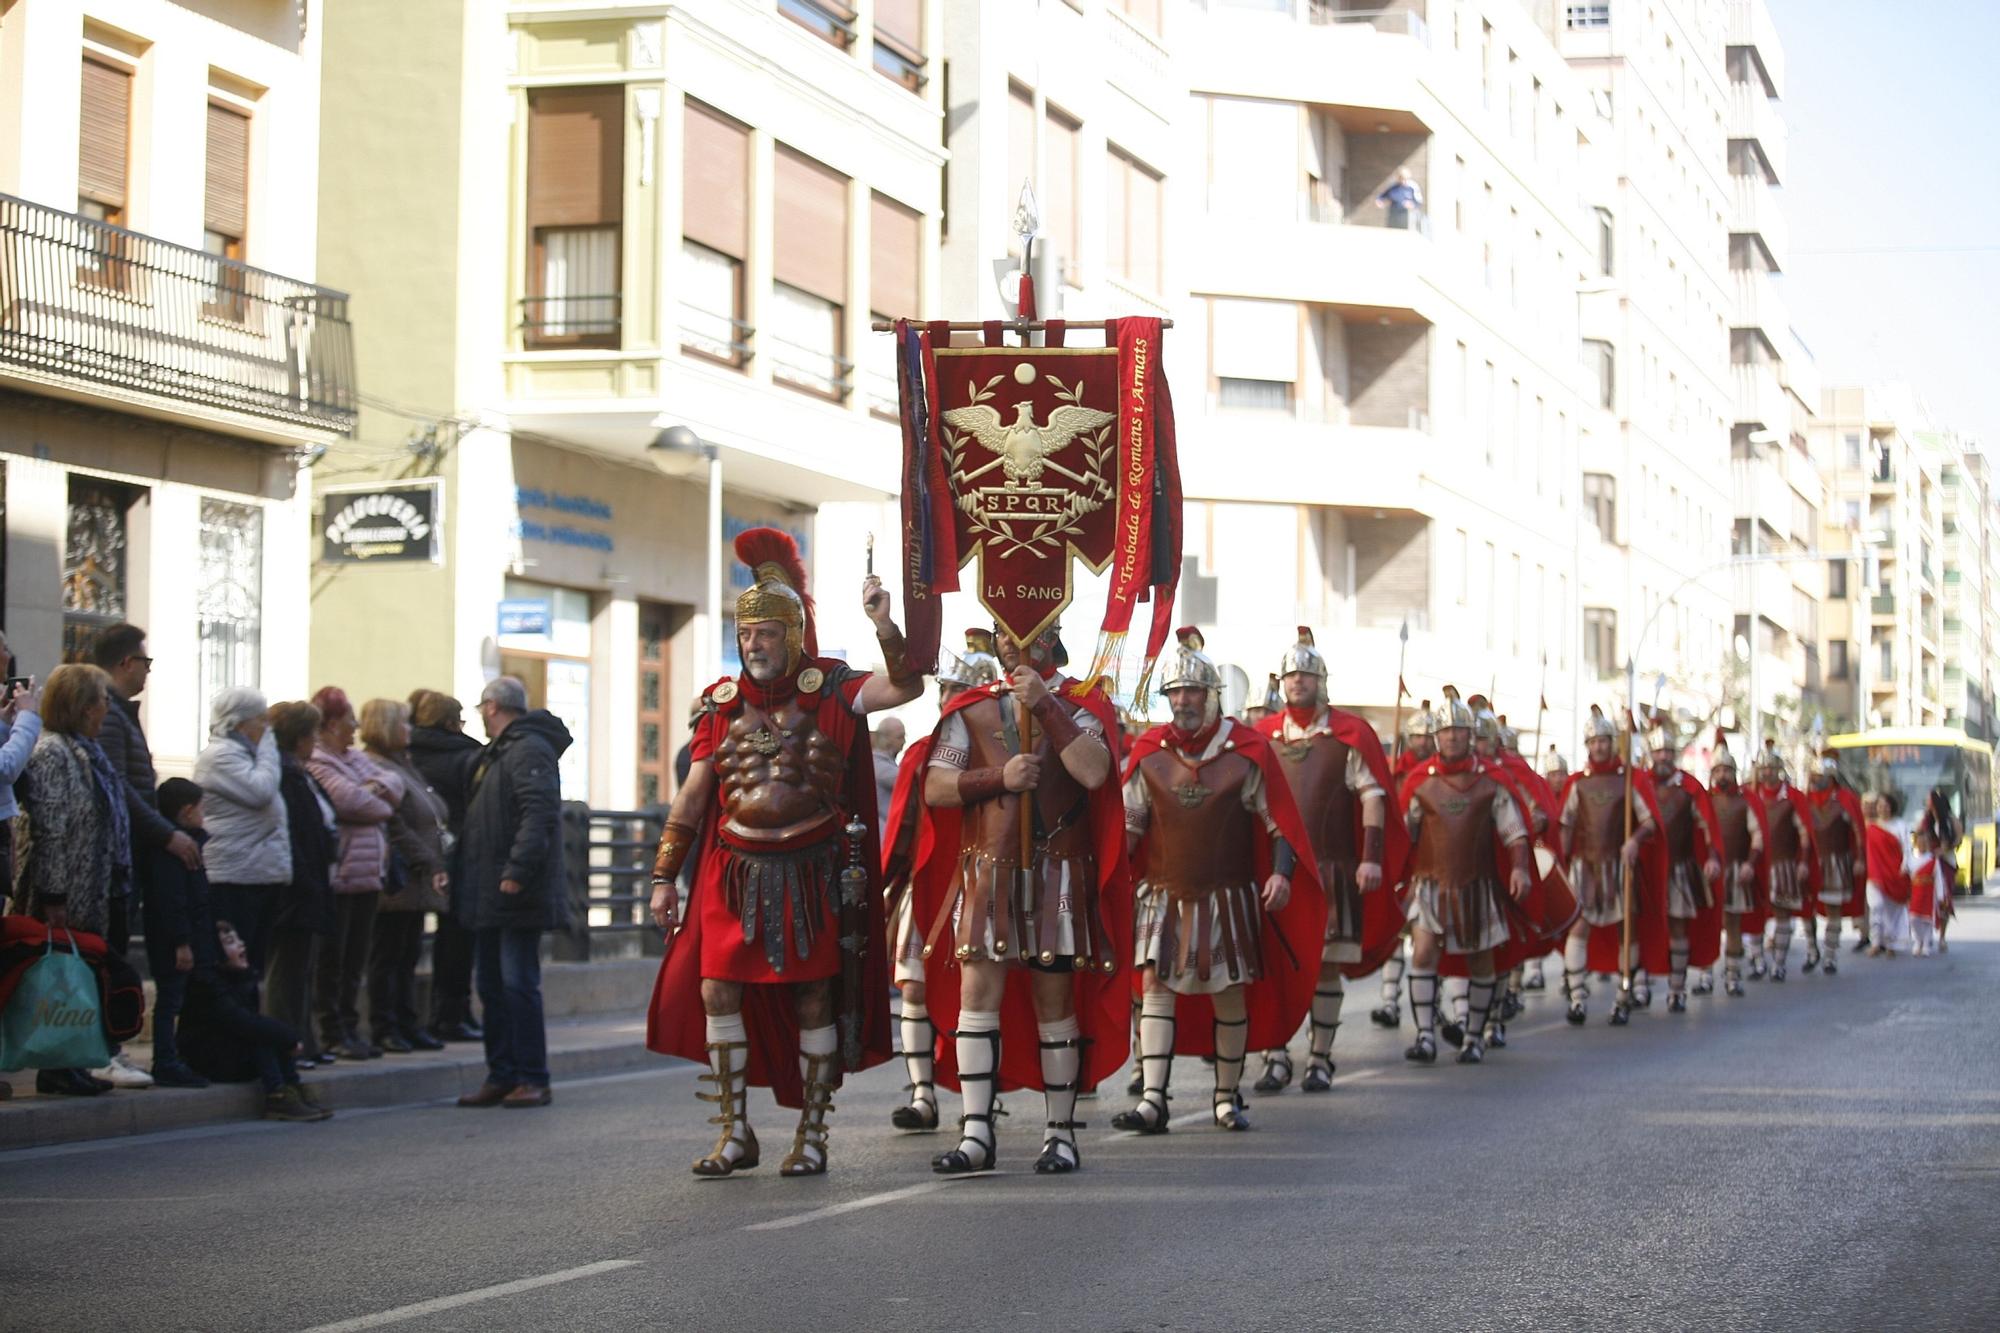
194, 687, 292, 974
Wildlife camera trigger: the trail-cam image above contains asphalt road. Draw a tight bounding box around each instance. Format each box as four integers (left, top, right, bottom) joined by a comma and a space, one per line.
6, 903, 1998, 1333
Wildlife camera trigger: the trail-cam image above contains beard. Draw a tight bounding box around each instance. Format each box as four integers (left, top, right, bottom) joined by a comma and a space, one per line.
743, 651, 783, 683
1171, 703, 1206, 732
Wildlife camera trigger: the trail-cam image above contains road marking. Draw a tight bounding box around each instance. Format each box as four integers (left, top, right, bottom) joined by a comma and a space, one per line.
296, 1259, 640, 1332
743, 1180, 947, 1231
1689, 1085, 2000, 1102
1645, 1110, 2000, 1129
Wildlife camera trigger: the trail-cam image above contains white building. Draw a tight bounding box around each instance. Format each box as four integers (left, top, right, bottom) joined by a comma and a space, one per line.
0, 0, 350, 775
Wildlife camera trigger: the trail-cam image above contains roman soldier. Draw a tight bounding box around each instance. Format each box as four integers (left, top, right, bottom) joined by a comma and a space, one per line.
1249, 628, 1409, 1093
1396, 687, 1538, 1064
1114, 629, 1324, 1133
1752, 742, 1820, 982
1803, 755, 1868, 975
879, 632, 1001, 1132
1704, 733, 1768, 996
645, 530, 923, 1177
1642, 712, 1725, 1012
911, 622, 1130, 1175
1490, 708, 1563, 1027
1557, 707, 1667, 1026
1392, 702, 1435, 783
1372, 701, 1434, 1028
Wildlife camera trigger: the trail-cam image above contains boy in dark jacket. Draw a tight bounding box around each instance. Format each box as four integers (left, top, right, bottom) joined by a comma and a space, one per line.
146, 779, 215, 1088
180, 919, 330, 1122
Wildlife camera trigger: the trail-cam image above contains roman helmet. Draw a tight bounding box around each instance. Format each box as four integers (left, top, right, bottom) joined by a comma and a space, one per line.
1755, 737, 1785, 780
1430, 685, 1475, 733
1497, 713, 1521, 754
1710, 729, 1737, 777
1407, 699, 1435, 738
1640, 707, 1674, 757
1261, 672, 1283, 714
1160, 626, 1224, 725
937, 628, 1003, 692
1466, 693, 1502, 746
1278, 626, 1328, 704
733, 528, 815, 675
1583, 704, 1618, 742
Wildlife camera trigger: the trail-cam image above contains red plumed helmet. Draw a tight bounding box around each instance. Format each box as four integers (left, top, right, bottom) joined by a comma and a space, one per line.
733, 527, 816, 663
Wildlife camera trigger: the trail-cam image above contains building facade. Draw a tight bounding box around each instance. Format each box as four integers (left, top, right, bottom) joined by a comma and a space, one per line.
0, 0, 354, 775
314, 0, 943, 807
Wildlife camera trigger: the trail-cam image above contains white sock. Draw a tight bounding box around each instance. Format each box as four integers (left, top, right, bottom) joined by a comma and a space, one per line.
1670, 942, 1689, 995
900, 1002, 935, 1108
1563, 933, 1589, 1005
1465, 972, 1497, 1045
1380, 954, 1406, 1003
1407, 967, 1439, 1038
1772, 919, 1793, 965
706, 1013, 748, 1045
702, 1013, 751, 1163
951, 1009, 1000, 1158
1039, 1015, 1083, 1154
1135, 989, 1176, 1123
1444, 975, 1469, 1025
1309, 973, 1345, 1060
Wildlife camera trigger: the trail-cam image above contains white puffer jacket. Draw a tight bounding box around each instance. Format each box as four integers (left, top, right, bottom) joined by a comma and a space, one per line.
193, 728, 293, 886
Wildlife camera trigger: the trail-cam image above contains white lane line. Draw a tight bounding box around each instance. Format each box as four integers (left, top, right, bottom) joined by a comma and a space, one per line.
296, 1259, 640, 1333
743, 1180, 947, 1231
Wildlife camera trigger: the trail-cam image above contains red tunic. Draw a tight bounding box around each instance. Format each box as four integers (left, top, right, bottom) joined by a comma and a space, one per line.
1805, 785, 1870, 920
1865, 824, 1910, 905
1557, 763, 1671, 976
1654, 769, 1727, 969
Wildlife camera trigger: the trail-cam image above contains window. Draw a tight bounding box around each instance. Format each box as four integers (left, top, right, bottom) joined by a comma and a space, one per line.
198, 499, 262, 709
1455, 529, 1469, 604
1453, 156, 1466, 232
772, 147, 851, 399
1565, 5, 1611, 29
1206, 96, 1299, 223
779, 0, 855, 49
1843, 432, 1863, 469
1583, 607, 1617, 675
872, 0, 926, 90
63, 478, 140, 664
77, 56, 132, 286
1484, 542, 1498, 649
867, 192, 921, 416
1044, 106, 1080, 284
1482, 361, 1495, 465
682, 100, 750, 366
1583, 472, 1616, 539
1217, 378, 1293, 412
1106, 147, 1163, 293
1595, 207, 1614, 276
1454, 341, 1469, 418
524, 87, 623, 348
1209, 297, 1297, 412
1115, 0, 1162, 34
1582, 339, 1615, 409
1829, 639, 1850, 680
203, 102, 251, 320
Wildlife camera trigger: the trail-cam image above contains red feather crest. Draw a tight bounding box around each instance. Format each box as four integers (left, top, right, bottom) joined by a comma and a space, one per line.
733, 527, 816, 654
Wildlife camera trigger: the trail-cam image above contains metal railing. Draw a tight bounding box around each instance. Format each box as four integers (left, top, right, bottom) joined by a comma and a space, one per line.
678, 303, 755, 367
769, 335, 854, 399
520, 293, 622, 347
554, 803, 666, 962
0, 192, 356, 433
1306, 3, 1431, 44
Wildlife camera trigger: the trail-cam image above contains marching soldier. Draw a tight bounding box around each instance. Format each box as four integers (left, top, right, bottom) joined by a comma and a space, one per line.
1557, 708, 1667, 1025
1752, 743, 1819, 982
1642, 714, 1724, 1012
1704, 734, 1767, 997
1803, 757, 1868, 975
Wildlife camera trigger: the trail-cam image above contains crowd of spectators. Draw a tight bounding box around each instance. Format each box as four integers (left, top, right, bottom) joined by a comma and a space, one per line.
2, 623, 573, 1119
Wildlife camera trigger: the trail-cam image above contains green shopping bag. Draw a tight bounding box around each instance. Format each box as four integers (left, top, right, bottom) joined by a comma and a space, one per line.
0, 932, 112, 1071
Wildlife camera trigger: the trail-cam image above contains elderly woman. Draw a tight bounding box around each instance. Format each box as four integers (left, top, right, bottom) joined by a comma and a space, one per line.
194, 686, 291, 975
306, 686, 393, 1062
360, 698, 451, 1053
9, 664, 129, 1096
266, 701, 338, 1065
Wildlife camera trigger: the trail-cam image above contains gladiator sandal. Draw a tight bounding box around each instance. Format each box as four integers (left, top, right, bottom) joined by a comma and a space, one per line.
1563, 967, 1588, 1026
1111, 1012, 1175, 1135
1608, 978, 1633, 1026
932, 1028, 1000, 1175
1523, 958, 1547, 990
1458, 976, 1495, 1064
1034, 1032, 1086, 1174
1301, 979, 1342, 1091
1632, 970, 1653, 1008
692, 1040, 760, 1178
1211, 1013, 1250, 1130
779, 1051, 839, 1177
891, 1006, 939, 1132
1372, 955, 1405, 1027
1691, 966, 1715, 995
1405, 969, 1439, 1063
1251, 1050, 1293, 1094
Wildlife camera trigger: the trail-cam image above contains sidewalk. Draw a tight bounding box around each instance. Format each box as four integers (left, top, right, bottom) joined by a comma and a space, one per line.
0, 1013, 657, 1151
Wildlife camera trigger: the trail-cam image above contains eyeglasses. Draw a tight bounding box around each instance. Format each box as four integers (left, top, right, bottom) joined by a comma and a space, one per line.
126, 655, 154, 668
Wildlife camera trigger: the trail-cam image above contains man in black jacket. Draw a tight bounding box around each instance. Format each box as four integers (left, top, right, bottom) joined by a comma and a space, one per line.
407, 690, 484, 1041
455, 677, 572, 1109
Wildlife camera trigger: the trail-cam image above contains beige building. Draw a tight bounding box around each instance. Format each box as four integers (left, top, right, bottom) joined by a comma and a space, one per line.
1923, 428, 1993, 738
0, 0, 352, 774
314, 0, 943, 807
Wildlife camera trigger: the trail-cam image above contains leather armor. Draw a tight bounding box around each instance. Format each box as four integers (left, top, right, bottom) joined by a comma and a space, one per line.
1711, 789, 1754, 863
1570, 770, 1627, 861
954, 693, 1095, 863
1655, 777, 1698, 862
713, 697, 846, 842
1407, 773, 1501, 887
1136, 748, 1256, 900
1273, 730, 1357, 868
1813, 795, 1854, 859
1765, 791, 1803, 860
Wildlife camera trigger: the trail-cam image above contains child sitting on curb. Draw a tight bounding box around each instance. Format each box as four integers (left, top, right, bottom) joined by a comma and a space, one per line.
179, 920, 331, 1122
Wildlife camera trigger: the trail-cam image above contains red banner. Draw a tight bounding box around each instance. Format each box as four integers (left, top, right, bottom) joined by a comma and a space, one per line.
1104, 316, 1157, 635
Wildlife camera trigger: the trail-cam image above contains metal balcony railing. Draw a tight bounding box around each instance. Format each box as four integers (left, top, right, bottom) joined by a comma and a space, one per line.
0, 193, 356, 433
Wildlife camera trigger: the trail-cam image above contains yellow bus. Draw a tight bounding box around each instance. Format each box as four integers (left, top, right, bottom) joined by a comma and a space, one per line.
1827, 726, 1995, 886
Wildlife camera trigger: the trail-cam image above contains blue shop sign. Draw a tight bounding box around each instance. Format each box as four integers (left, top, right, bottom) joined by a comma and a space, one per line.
498, 598, 552, 636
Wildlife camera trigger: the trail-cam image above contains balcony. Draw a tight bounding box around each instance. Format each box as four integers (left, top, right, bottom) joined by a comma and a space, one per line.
1731, 173, 1790, 269
1181, 411, 1426, 510
1190, 215, 1434, 313
1735, 563, 1795, 631
1730, 83, 1788, 183
1871, 593, 1896, 617
0, 193, 355, 439
1732, 267, 1787, 338
1732, 456, 1791, 540
1106, 6, 1173, 111
1190, 3, 1433, 117
1728, 0, 1787, 97
1732, 362, 1787, 431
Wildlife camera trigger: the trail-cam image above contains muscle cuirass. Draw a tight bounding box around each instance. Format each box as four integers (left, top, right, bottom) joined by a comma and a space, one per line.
1571, 771, 1627, 860
713, 697, 846, 842
1274, 730, 1358, 866
1764, 790, 1802, 860
1814, 797, 1854, 858
1655, 777, 1697, 862
1138, 748, 1256, 899
1711, 789, 1753, 863
956, 694, 1095, 863
1408, 773, 1501, 887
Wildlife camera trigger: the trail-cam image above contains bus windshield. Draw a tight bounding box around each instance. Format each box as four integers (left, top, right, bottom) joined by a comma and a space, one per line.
1834, 744, 1961, 821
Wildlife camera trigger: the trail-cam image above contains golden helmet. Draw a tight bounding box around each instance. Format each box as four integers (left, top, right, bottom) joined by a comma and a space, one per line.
733, 528, 814, 673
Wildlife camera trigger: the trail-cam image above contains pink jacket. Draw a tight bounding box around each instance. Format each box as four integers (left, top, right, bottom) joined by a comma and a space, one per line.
307, 744, 393, 894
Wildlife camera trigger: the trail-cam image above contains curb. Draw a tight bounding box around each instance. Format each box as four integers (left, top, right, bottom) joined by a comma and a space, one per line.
0, 1019, 657, 1152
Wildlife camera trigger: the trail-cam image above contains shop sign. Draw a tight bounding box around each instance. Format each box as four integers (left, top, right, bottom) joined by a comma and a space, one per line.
322, 482, 443, 564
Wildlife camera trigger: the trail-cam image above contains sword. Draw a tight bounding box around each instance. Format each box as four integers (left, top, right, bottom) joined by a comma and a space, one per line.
836, 813, 869, 1070
1265, 904, 1302, 974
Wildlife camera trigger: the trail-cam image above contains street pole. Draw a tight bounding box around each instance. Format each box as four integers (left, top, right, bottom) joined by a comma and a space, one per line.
1748, 509, 1761, 749
706, 447, 724, 687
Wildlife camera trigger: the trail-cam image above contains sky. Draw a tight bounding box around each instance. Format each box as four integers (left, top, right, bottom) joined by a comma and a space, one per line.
1768, 0, 2000, 445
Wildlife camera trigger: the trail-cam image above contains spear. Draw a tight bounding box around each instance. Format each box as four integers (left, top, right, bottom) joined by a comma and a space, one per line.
1532, 652, 1548, 765
1620, 706, 1636, 1012
1389, 617, 1410, 761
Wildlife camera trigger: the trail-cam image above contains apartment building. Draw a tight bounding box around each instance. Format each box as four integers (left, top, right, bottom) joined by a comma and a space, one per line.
1551, 0, 1737, 739
314, 0, 943, 807
1813, 384, 1945, 730
1926, 429, 1993, 739
0, 0, 354, 775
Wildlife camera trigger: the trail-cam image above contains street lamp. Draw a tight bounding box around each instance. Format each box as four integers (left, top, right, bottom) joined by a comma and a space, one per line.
1744, 427, 1782, 746
650, 425, 723, 686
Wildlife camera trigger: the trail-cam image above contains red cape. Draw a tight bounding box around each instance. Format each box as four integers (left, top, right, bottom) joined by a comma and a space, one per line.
1253, 708, 1412, 978
1865, 823, 1911, 905
1123, 719, 1328, 1057
1733, 786, 1776, 936
1655, 769, 1727, 969
881, 737, 936, 888
1806, 785, 1870, 919
910, 678, 1135, 1095
1558, 764, 1671, 976
1399, 757, 1572, 977
1755, 779, 1824, 919
645, 662, 895, 1108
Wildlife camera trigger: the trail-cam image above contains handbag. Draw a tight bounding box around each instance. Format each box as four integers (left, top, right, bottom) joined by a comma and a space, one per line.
0, 930, 113, 1071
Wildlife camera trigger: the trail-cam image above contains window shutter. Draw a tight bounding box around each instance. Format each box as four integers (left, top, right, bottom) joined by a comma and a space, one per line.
1044, 110, 1078, 274
873, 0, 923, 58
205, 103, 250, 239
682, 100, 749, 260
869, 192, 919, 317
78, 58, 131, 210
526, 86, 624, 228
1209, 298, 1298, 382
773, 146, 848, 304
